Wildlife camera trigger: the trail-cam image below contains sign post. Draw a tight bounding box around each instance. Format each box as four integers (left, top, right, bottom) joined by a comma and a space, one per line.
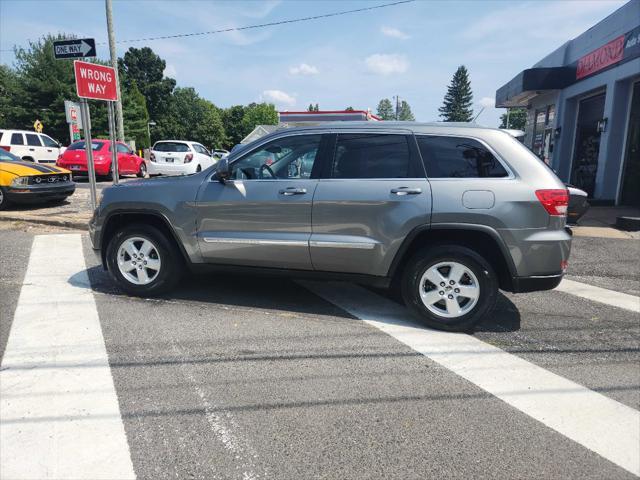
79, 99, 98, 210
107, 101, 119, 185
73, 59, 120, 206
64, 100, 82, 144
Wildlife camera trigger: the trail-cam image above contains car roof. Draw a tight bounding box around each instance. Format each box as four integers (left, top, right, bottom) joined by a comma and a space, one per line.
153, 140, 197, 144
2, 129, 51, 134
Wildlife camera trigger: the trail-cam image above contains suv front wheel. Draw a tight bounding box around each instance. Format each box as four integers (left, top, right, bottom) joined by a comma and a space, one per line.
106, 224, 182, 296
402, 245, 498, 332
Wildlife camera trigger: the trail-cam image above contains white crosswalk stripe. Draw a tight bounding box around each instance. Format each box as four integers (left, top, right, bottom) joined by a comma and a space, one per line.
556, 278, 640, 312
301, 281, 640, 477
0, 234, 136, 479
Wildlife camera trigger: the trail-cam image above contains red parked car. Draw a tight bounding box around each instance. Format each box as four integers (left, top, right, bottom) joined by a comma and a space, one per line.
56, 140, 147, 179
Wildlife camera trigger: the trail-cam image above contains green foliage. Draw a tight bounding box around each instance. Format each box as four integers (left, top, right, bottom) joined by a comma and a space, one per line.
0, 37, 277, 151
398, 100, 415, 121
439, 65, 474, 122
344, 106, 354, 111
122, 82, 150, 148
118, 47, 175, 122
167, 87, 225, 149
221, 105, 247, 148
499, 108, 527, 130
376, 98, 395, 120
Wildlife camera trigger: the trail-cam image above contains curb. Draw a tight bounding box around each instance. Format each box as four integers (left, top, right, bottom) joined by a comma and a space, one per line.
0, 215, 89, 230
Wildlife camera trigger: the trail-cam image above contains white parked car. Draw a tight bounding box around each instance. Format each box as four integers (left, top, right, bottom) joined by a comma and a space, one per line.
149, 140, 216, 176
0, 129, 65, 164
212, 149, 229, 159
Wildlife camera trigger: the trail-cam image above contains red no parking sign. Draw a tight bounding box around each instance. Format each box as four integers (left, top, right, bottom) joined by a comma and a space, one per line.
74, 60, 119, 101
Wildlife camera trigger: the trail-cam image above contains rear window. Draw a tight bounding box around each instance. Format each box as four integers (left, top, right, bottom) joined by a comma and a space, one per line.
11, 133, 24, 145
416, 136, 508, 178
153, 142, 191, 152
68, 141, 104, 151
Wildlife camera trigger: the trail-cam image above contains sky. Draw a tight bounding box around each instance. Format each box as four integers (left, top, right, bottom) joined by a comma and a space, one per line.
0, 0, 629, 127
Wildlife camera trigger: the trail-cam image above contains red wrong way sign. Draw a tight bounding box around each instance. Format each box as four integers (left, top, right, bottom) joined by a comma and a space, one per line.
74, 60, 118, 101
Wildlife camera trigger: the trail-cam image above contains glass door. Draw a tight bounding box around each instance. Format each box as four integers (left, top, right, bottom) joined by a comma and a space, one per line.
571, 92, 606, 197
620, 82, 640, 206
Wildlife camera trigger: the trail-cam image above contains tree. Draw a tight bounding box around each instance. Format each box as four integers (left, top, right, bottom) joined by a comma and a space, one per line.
398, 100, 415, 121
169, 87, 225, 149
119, 47, 176, 123
499, 108, 527, 130
307, 103, 319, 112
345, 106, 354, 111
222, 105, 246, 148
241, 102, 278, 137
438, 65, 474, 122
376, 98, 394, 120
122, 82, 150, 148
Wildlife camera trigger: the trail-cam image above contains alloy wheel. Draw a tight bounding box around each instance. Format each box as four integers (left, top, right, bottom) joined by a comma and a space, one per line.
418, 261, 480, 318
116, 236, 162, 285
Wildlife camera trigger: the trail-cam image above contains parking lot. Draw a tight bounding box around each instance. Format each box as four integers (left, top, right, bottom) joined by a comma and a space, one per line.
1, 223, 638, 479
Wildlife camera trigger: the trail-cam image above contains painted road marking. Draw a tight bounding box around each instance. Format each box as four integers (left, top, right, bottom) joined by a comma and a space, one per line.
556, 278, 640, 313
301, 281, 640, 477
0, 234, 136, 479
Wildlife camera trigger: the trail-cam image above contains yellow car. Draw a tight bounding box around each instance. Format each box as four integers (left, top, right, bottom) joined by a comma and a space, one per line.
0, 148, 75, 210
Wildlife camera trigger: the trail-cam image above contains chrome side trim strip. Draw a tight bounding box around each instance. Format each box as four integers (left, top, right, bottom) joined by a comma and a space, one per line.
203, 237, 307, 246
309, 241, 376, 250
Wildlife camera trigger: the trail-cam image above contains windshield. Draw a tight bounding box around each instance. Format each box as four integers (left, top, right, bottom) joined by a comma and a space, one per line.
153, 142, 190, 152
68, 141, 104, 151
0, 149, 20, 161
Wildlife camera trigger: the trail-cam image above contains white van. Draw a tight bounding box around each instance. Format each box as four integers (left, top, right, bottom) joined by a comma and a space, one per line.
0, 129, 65, 164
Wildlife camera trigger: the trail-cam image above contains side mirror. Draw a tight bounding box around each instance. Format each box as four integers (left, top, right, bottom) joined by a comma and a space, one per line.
216, 158, 230, 183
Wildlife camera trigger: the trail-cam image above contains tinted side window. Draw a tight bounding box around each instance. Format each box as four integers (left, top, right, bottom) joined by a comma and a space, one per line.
40, 135, 58, 147
11, 133, 24, 145
25, 134, 42, 146
116, 144, 130, 154
416, 136, 508, 178
332, 134, 411, 179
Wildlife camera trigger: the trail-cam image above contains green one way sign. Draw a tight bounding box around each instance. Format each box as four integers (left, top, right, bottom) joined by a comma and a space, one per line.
53, 39, 96, 60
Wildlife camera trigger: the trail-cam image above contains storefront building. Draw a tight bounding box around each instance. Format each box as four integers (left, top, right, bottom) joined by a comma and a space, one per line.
496, 0, 640, 205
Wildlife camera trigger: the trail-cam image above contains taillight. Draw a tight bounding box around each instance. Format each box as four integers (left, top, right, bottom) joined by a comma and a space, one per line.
150, 152, 155, 162
535, 189, 569, 216
0, 145, 10, 152
184, 153, 193, 163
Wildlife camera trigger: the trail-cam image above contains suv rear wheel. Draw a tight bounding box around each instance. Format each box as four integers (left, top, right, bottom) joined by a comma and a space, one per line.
106, 224, 183, 296
402, 245, 498, 332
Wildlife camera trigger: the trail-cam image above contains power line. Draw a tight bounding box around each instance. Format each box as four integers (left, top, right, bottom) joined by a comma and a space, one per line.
0, 0, 414, 52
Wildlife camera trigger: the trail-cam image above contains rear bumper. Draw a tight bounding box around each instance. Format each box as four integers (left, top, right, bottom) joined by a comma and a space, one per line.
511, 273, 563, 293
57, 163, 110, 176
147, 161, 195, 176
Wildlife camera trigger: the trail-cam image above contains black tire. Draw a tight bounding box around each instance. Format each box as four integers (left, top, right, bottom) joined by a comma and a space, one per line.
137, 162, 147, 178
196, 165, 202, 173
401, 245, 498, 332
0, 186, 10, 210
106, 224, 183, 296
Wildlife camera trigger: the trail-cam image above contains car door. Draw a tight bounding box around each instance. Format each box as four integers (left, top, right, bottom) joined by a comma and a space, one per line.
24, 133, 46, 163
9, 133, 28, 160
39, 134, 61, 163
116, 143, 133, 173
310, 131, 432, 277
194, 144, 212, 169
195, 133, 327, 270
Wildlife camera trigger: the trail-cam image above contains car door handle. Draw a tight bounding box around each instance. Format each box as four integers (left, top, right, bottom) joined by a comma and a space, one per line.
391, 187, 422, 195
28, 148, 35, 151
279, 187, 307, 195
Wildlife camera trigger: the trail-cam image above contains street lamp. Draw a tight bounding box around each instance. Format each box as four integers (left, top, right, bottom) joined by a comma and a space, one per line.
147, 121, 156, 147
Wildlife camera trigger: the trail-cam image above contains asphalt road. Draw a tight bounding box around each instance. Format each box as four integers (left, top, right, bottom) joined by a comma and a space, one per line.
1, 226, 638, 479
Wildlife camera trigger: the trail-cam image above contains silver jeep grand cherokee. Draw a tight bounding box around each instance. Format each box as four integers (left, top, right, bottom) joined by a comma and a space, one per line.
90, 122, 572, 331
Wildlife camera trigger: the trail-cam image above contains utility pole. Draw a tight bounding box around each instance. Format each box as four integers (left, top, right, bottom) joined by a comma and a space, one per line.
394, 95, 400, 120
105, 0, 124, 141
